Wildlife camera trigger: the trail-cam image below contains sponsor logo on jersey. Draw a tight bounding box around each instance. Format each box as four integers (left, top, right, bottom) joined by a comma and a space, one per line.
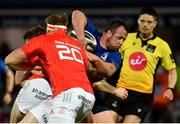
146, 44, 156, 53
32, 88, 52, 100
129, 52, 147, 71
100, 52, 109, 61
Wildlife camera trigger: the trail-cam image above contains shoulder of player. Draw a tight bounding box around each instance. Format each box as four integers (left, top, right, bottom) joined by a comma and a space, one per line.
120, 32, 136, 47
108, 50, 121, 58
154, 36, 170, 47
128, 32, 137, 37
124, 32, 137, 41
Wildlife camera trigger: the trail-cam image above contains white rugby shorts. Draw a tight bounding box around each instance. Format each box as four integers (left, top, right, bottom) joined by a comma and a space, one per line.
15, 78, 52, 114
30, 87, 95, 123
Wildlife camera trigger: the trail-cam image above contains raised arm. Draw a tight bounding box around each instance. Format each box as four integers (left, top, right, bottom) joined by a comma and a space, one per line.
72, 10, 87, 47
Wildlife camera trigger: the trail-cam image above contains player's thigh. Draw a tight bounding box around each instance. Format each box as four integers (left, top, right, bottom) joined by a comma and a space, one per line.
80, 112, 94, 123
25, 78, 52, 103
28, 99, 51, 123
111, 110, 123, 122
10, 102, 25, 123
93, 110, 116, 123
123, 114, 141, 123
19, 111, 39, 123
49, 88, 95, 123
75, 89, 95, 123
16, 78, 52, 113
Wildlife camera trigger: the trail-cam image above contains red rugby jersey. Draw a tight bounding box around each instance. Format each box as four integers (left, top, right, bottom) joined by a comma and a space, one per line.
22, 29, 93, 96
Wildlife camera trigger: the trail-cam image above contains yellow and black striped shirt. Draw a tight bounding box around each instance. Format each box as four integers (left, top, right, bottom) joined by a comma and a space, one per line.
117, 33, 176, 93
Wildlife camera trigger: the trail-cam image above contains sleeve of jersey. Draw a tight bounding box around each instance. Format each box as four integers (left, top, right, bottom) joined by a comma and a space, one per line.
21, 38, 40, 65
107, 52, 122, 69
161, 43, 176, 70
85, 18, 100, 38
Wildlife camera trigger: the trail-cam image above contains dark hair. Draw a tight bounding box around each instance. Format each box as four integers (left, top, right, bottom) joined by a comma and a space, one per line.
46, 12, 68, 26
23, 25, 46, 41
104, 19, 129, 33
139, 6, 158, 21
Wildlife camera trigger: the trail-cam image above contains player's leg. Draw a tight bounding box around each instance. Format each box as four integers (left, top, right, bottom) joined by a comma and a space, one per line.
19, 98, 51, 123
9, 82, 30, 123
111, 110, 123, 122
91, 91, 119, 123
80, 112, 94, 123
123, 115, 141, 123
106, 94, 124, 122
19, 112, 39, 123
76, 89, 95, 123
120, 90, 152, 123
10, 102, 25, 123
47, 88, 95, 123
93, 110, 119, 123
11, 78, 52, 123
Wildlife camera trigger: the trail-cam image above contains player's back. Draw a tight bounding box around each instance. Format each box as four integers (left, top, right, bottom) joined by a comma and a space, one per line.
25, 30, 93, 96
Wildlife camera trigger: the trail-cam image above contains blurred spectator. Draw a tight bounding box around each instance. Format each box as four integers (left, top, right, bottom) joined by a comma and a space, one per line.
0, 57, 14, 122
145, 66, 180, 123
0, 41, 11, 60
3, 65, 14, 105
149, 67, 173, 122
0, 58, 7, 110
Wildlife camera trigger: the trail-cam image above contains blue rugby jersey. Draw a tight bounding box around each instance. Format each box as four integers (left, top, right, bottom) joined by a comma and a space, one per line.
85, 18, 121, 69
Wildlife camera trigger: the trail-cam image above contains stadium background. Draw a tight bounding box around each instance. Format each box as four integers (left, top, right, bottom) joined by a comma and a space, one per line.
0, 0, 180, 122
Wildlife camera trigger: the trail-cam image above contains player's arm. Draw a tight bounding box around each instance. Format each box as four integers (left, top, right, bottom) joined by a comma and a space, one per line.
87, 51, 116, 77
15, 66, 43, 86
72, 10, 87, 47
5, 48, 34, 71
5, 67, 14, 93
3, 67, 14, 105
15, 71, 31, 86
163, 68, 177, 101
167, 68, 177, 89
86, 62, 93, 73
93, 80, 117, 94
93, 80, 128, 100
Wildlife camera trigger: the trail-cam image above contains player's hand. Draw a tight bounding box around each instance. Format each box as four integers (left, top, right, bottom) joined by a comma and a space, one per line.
3, 92, 12, 105
78, 38, 93, 48
114, 87, 128, 100
163, 89, 174, 101
86, 52, 99, 62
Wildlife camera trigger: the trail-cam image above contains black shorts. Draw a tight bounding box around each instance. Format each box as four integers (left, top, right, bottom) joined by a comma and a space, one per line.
107, 89, 153, 120
92, 90, 111, 114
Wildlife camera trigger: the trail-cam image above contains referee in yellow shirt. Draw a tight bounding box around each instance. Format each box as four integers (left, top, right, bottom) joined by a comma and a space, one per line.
105, 6, 177, 123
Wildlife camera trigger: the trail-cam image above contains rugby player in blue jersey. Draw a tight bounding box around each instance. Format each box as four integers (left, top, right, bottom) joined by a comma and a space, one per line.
72, 10, 128, 123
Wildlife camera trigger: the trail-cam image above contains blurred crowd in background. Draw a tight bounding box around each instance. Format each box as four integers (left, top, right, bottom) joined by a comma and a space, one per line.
0, 0, 180, 122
